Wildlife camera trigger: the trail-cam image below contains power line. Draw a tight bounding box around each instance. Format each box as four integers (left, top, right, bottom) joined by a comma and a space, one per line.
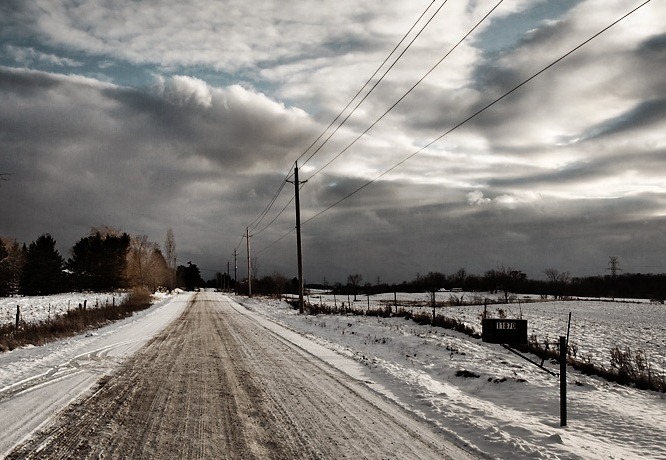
247, 173, 290, 233
300, 0, 653, 226
251, 195, 294, 237
255, 227, 295, 256
233, 233, 245, 253
299, 0, 450, 168
241, 1, 444, 238
304, 0, 505, 182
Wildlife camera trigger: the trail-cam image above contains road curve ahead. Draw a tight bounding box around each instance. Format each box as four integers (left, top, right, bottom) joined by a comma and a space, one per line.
7, 292, 478, 459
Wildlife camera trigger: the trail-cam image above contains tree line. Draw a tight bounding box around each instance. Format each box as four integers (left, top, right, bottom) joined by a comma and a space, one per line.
239, 265, 666, 302
327, 267, 666, 302
0, 227, 202, 296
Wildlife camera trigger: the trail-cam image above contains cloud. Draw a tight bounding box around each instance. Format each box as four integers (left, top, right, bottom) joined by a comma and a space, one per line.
467, 190, 491, 206
0, 1, 664, 282
154, 75, 213, 108
4, 45, 83, 67
0, 67, 319, 267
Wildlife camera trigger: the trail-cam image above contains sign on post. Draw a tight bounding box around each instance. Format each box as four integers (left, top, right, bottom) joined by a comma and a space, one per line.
482, 319, 528, 345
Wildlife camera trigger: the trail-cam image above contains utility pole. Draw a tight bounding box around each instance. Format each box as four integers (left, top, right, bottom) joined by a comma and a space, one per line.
288, 163, 306, 313
246, 227, 252, 298
227, 260, 230, 292
234, 249, 237, 286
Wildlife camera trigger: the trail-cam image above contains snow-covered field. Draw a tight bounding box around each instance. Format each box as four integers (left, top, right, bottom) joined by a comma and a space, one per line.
0, 292, 128, 326
243, 294, 666, 459
1, 291, 664, 459
297, 291, 666, 375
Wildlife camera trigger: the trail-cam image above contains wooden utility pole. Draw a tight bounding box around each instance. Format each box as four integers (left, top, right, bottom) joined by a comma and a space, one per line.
246, 227, 252, 298
291, 163, 305, 313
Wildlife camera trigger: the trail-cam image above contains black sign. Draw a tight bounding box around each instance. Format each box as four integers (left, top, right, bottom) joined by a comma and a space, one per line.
482, 318, 528, 344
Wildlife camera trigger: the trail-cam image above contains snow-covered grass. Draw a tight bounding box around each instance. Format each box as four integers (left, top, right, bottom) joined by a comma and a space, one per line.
243, 294, 666, 459
0, 292, 128, 326
293, 291, 666, 376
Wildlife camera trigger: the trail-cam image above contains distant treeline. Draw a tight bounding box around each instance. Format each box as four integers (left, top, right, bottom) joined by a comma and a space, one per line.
386, 270, 666, 301
0, 227, 204, 296
239, 267, 666, 302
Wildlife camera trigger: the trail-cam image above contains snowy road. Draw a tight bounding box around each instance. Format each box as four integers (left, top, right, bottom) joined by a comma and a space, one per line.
0, 292, 193, 457
4, 292, 477, 459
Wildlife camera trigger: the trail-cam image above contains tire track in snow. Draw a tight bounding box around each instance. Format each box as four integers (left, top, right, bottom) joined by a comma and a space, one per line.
7, 292, 478, 459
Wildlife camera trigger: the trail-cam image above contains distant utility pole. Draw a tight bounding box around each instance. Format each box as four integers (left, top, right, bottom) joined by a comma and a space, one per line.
246, 227, 252, 298
288, 162, 306, 313
607, 256, 621, 278
234, 249, 237, 284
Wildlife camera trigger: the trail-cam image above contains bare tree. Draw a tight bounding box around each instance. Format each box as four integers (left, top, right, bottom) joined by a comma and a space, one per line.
453, 267, 467, 287
165, 228, 176, 291
544, 268, 570, 300
127, 235, 151, 288
485, 265, 526, 303
347, 273, 363, 301
251, 256, 260, 281
127, 235, 169, 291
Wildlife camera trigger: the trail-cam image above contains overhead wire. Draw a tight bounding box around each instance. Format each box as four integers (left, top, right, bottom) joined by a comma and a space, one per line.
248, 0, 503, 253
239, 0, 446, 241
304, 0, 504, 182
300, 0, 653, 226
246, 174, 289, 233
299, 0, 449, 168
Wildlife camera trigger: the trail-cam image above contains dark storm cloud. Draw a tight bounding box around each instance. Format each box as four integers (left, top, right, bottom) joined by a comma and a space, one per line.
485, 150, 666, 190
299, 179, 666, 282
0, 67, 318, 267
0, 1, 664, 283
577, 98, 666, 141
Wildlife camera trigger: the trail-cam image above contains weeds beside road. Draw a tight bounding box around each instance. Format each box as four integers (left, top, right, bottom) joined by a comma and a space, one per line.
0, 287, 153, 352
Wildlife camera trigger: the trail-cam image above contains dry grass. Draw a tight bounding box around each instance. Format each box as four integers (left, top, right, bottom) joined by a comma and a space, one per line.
0, 287, 153, 352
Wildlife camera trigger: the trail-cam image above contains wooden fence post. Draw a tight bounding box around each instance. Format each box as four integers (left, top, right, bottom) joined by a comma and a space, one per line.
560, 336, 567, 427
431, 291, 436, 324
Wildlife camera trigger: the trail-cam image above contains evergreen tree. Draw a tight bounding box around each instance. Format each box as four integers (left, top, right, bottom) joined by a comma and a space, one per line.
20, 234, 65, 295
69, 232, 130, 291
176, 262, 204, 291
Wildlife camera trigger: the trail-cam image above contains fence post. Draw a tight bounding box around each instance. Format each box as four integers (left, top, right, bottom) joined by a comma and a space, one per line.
431, 291, 436, 324
560, 335, 567, 427
16, 305, 20, 330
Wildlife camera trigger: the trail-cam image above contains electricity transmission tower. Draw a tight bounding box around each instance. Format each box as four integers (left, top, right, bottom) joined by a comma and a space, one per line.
607, 256, 621, 278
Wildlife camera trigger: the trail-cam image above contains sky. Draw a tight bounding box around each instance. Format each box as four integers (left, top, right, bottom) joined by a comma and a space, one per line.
0, 0, 664, 285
